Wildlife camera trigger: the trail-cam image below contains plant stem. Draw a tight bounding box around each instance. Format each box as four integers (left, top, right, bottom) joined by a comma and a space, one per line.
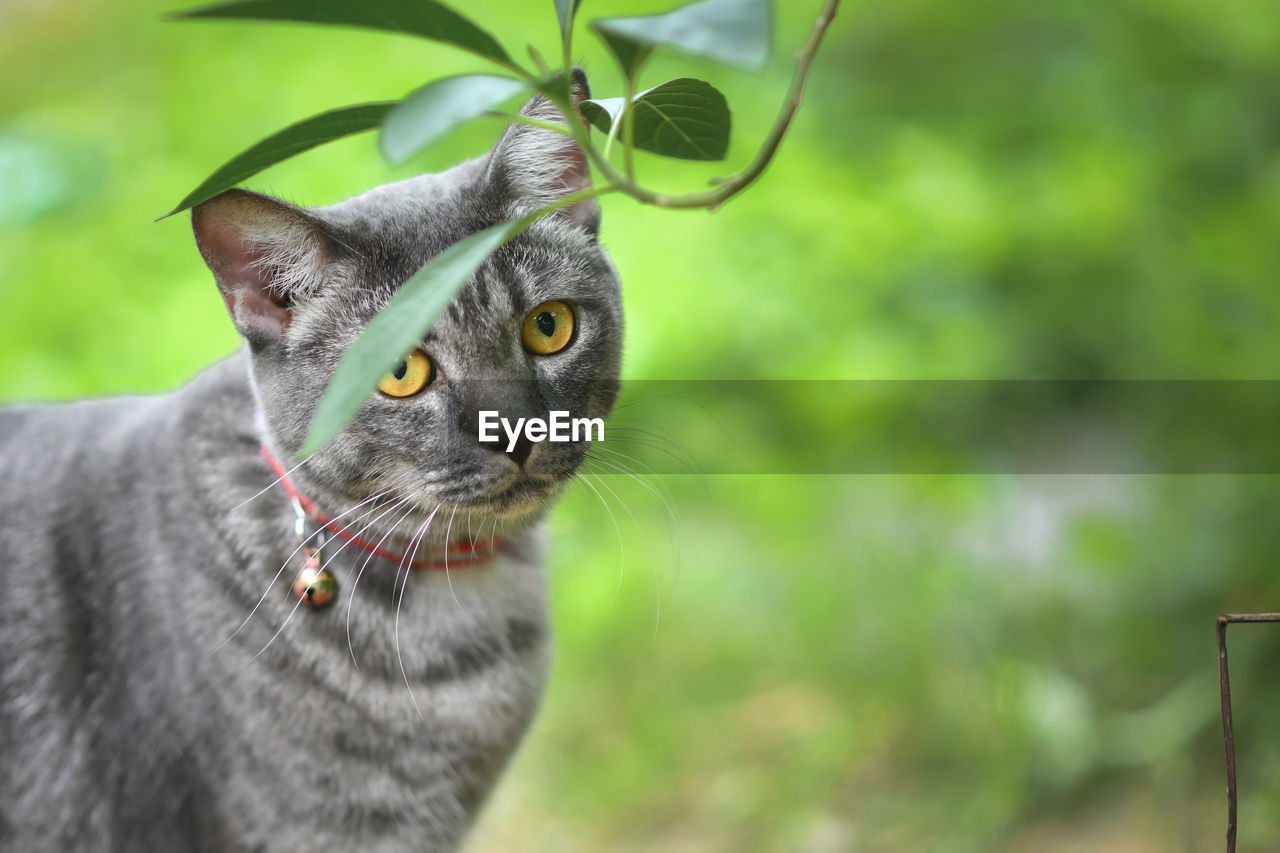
527, 183, 618, 225
486, 111, 574, 135
623, 72, 638, 182
651, 0, 840, 209
601, 93, 629, 161
1217, 612, 1280, 853
559, 0, 839, 211
560, 3, 574, 86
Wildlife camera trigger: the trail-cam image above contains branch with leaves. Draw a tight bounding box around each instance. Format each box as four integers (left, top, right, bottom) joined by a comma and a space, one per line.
166, 0, 838, 456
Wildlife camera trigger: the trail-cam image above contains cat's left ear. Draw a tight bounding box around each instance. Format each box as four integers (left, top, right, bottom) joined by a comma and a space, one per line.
487, 68, 599, 234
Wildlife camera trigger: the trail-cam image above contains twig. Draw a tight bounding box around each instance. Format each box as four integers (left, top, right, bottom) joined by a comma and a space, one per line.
1217, 612, 1280, 853
546, 0, 841, 211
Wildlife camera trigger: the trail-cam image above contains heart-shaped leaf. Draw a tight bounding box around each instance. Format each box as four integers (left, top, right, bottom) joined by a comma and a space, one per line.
592, 0, 771, 70
380, 75, 528, 165
593, 26, 653, 78
302, 217, 525, 456
582, 77, 730, 161
164, 102, 394, 218
175, 0, 514, 68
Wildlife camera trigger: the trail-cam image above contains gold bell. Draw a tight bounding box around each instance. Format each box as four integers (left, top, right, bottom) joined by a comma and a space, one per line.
293, 550, 337, 608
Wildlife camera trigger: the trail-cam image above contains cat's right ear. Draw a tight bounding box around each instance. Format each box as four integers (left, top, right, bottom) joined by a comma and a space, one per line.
192, 189, 342, 348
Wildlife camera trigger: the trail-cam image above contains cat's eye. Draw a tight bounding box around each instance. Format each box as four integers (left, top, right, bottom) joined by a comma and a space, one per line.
377, 349, 434, 398
522, 300, 575, 355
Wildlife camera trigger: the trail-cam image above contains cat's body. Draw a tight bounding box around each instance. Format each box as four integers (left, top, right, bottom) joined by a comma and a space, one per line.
0, 75, 619, 851
0, 355, 551, 851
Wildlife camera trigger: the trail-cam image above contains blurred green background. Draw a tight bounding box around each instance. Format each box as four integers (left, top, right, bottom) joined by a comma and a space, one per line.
3, 0, 1279, 850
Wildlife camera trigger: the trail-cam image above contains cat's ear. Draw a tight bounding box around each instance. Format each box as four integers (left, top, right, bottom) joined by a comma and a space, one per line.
192, 189, 343, 347
487, 68, 599, 234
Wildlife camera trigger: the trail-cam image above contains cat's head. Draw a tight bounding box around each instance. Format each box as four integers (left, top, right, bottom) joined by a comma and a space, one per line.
192, 73, 621, 540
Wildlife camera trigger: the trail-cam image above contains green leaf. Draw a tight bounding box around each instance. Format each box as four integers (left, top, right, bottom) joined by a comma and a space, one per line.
593, 26, 653, 78
554, 0, 581, 37
301, 217, 525, 457
592, 0, 771, 70
526, 44, 551, 75
164, 102, 394, 218
175, 0, 514, 68
380, 75, 528, 165
582, 78, 731, 161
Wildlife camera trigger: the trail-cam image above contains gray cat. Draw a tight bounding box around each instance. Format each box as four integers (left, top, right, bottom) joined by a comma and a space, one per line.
0, 73, 621, 852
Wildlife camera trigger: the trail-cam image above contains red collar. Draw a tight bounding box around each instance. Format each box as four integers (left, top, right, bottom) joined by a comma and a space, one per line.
259, 444, 502, 571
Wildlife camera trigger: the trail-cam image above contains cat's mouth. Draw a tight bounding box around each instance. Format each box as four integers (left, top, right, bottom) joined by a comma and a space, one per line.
463, 473, 561, 516
338, 476, 555, 548
347, 451, 577, 529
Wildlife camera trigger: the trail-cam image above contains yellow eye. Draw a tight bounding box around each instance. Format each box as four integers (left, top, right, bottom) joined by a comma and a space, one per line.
522, 300, 575, 355
377, 349, 433, 398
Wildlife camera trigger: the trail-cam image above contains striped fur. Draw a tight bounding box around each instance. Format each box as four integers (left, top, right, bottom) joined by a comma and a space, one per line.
0, 75, 620, 851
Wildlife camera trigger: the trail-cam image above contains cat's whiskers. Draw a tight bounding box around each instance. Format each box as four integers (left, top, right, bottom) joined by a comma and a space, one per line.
583, 470, 662, 637
486, 513, 501, 557
575, 472, 626, 607
599, 425, 701, 474
584, 448, 683, 580
393, 501, 443, 720
587, 446, 681, 526
466, 510, 478, 573
605, 405, 693, 445
606, 408, 686, 436
441, 505, 470, 616
602, 406, 703, 466
210, 487, 392, 656
344, 496, 422, 672
226, 447, 317, 515
602, 420, 687, 449
251, 493, 416, 662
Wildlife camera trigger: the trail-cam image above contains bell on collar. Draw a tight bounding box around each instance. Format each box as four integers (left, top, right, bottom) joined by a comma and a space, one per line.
293, 547, 337, 608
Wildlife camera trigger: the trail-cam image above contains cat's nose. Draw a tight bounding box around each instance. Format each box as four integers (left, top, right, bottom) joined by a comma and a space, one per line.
478, 431, 534, 467
503, 434, 534, 467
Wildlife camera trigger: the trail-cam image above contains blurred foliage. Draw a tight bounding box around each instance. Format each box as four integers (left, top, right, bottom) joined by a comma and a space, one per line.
2, 0, 1279, 850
